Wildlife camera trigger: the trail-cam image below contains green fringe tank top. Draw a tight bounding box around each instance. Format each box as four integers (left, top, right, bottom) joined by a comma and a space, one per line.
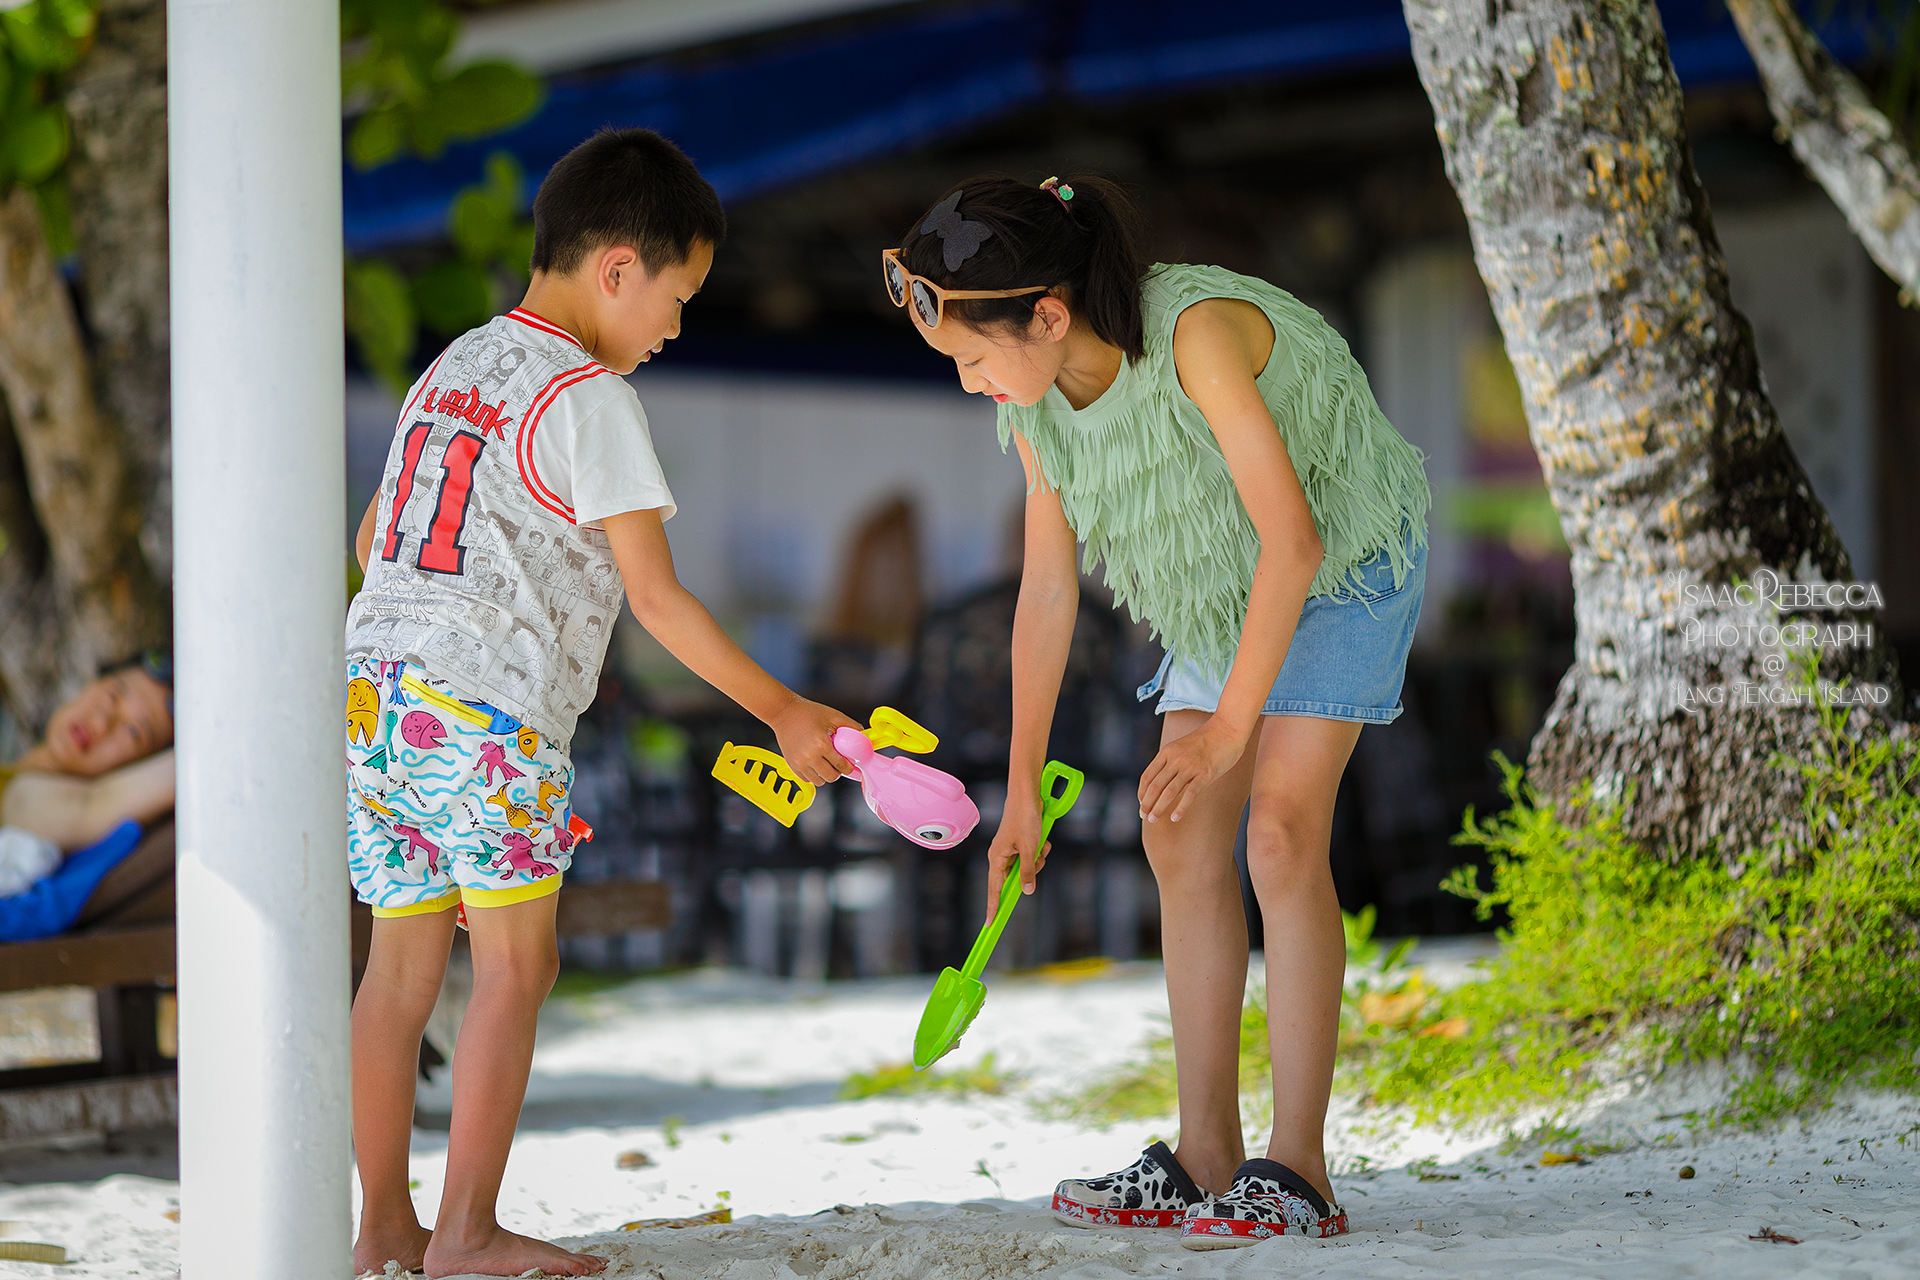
998, 262, 1431, 675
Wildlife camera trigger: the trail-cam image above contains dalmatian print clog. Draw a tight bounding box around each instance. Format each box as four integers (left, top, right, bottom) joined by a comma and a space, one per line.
1053, 1141, 1206, 1228
1179, 1158, 1348, 1248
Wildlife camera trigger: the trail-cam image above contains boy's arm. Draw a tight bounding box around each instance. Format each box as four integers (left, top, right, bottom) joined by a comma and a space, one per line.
2, 749, 176, 851
355, 495, 379, 573
601, 508, 856, 786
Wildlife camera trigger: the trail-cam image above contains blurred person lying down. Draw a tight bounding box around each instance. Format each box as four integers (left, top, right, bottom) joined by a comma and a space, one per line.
0, 650, 175, 881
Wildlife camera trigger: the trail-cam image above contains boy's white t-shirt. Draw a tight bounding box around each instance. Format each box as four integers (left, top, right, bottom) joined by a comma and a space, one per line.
344, 308, 674, 748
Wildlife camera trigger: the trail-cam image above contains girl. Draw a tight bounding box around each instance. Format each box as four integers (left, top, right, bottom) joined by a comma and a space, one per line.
883, 176, 1428, 1248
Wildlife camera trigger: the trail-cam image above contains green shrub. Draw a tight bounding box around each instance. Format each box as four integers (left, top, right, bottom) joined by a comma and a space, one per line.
1063, 694, 1920, 1129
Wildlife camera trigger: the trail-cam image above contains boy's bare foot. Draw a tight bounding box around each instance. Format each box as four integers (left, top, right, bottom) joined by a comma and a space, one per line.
423, 1226, 606, 1278
353, 1222, 433, 1275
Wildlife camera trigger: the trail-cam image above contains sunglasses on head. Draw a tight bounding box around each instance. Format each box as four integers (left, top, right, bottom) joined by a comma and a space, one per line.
881, 248, 1049, 329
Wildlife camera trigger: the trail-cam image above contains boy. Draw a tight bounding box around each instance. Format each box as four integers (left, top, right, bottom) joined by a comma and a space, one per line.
345, 128, 856, 1278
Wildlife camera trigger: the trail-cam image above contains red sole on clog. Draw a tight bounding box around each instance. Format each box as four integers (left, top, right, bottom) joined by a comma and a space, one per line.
1178, 1211, 1349, 1248
1052, 1193, 1188, 1229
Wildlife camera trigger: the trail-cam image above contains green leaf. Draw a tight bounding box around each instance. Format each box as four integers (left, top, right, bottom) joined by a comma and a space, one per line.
1, 6, 81, 73
44, 0, 97, 41
410, 258, 494, 336
448, 152, 533, 272
429, 62, 542, 143
2, 54, 34, 121
346, 106, 406, 170
403, 106, 449, 161
338, 0, 378, 41
32, 172, 73, 258
370, 0, 453, 69
5, 103, 67, 185
500, 222, 535, 278
482, 150, 524, 204
448, 186, 514, 261
344, 258, 417, 393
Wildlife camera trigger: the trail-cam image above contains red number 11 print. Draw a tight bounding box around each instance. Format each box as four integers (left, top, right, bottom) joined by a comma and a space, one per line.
381, 421, 487, 575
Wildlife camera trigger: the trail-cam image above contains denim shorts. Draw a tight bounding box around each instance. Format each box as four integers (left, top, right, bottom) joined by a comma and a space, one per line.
1136, 533, 1426, 724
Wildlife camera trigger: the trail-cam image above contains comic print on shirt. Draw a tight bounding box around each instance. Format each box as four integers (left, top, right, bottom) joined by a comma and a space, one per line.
344, 309, 675, 750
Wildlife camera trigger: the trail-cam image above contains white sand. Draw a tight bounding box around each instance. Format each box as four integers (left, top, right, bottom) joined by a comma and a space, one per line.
3, 946, 1919, 1277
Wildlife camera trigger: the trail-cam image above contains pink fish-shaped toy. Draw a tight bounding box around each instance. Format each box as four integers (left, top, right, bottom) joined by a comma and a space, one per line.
712, 706, 980, 849
832, 723, 979, 850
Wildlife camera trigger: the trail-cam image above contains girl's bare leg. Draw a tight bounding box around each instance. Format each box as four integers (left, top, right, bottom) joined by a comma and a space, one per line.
1141, 709, 1260, 1195
420, 893, 606, 1278
1245, 714, 1362, 1205
352, 909, 457, 1275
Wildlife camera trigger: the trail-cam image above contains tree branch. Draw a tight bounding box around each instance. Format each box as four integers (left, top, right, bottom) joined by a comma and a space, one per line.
1728, 0, 1920, 300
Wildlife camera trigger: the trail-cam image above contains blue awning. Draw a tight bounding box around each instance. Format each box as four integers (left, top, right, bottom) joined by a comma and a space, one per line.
343, 0, 1878, 252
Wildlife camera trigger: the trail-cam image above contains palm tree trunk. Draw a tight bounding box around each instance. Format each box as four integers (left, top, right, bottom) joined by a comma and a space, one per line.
1401, 0, 1906, 861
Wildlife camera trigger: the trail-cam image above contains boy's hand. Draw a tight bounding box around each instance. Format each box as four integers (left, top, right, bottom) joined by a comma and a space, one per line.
769, 697, 859, 787
983, 799, 1049, 924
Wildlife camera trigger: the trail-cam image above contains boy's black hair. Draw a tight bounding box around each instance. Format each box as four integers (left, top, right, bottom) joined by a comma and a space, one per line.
531, 128, 727, 277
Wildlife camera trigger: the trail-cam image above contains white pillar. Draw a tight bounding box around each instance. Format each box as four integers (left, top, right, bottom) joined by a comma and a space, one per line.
168, 1, 349, 1276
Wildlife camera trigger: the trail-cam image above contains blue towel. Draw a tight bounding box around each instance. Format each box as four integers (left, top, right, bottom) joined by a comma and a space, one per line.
0, 820, 145, 942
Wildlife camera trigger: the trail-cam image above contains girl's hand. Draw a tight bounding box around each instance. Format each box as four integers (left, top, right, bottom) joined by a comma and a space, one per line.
983, 798, 1050, 924
1139, 716, 1249, 824
769, 698, 858, 787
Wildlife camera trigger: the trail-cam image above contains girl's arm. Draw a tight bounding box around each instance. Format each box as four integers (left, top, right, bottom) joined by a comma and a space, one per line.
1137, 299, 1324, 824
602, 507, 857, 786
2, 749, 177, 851
984, 430, 1081, 915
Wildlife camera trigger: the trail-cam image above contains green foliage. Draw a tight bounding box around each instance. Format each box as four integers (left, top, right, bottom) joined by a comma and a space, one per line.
840, 1052, 1022, 1100
340, 0, 542, 170
347, 148, 536, 393
344, 257, 417, 392
410, 258, 492, 335
1350, 693, 1920, 1125
1063, 691, 1920, 1132
0, 0, 97, 252
450, 150, 538, 267
340, 0, 543, 393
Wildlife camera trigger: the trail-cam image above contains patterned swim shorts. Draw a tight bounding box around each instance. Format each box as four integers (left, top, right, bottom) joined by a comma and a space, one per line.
344, 657, 588, 918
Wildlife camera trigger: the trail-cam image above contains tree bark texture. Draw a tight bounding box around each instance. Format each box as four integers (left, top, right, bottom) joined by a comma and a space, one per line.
65, 0, 171, 578
0, 187, 165, 732
1727, 0, 1920, 303
1402, 0, 1906, 861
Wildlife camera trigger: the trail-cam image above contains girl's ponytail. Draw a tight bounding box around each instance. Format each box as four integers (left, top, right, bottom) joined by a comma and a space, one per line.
895, 171, 1149, 362
1056, 175, 1147, 361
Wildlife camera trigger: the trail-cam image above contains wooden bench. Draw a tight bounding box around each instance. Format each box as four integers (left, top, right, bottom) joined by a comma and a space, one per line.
0, 819, 671, 1141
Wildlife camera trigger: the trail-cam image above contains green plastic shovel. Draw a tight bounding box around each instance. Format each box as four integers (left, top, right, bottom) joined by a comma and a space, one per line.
912, 760, 1084, 1071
